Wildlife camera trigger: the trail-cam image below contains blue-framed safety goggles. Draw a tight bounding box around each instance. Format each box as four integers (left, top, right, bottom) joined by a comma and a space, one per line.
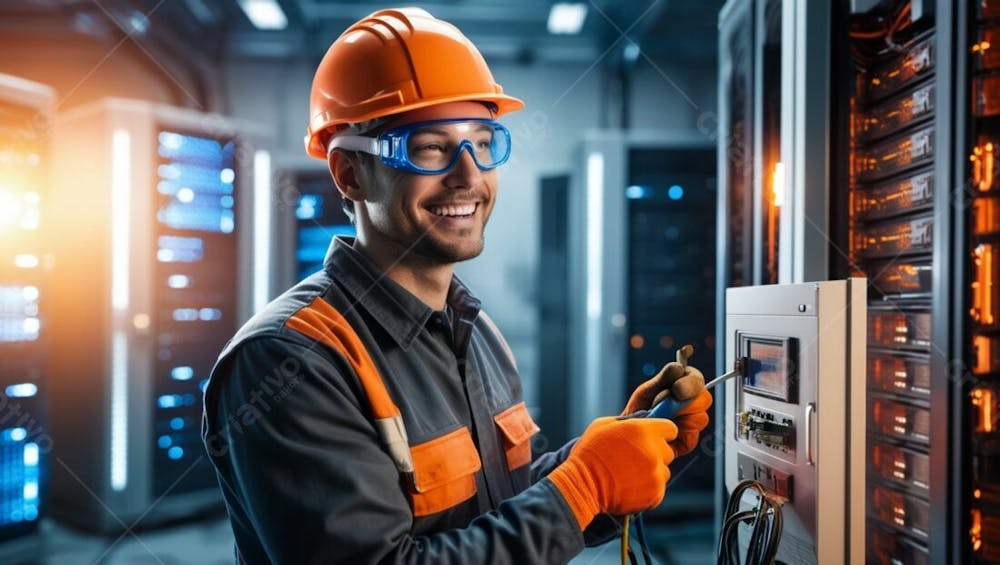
327, 118, 512, 175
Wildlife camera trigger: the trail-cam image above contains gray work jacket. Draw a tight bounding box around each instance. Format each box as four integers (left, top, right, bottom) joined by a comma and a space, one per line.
202, 236, 616, 564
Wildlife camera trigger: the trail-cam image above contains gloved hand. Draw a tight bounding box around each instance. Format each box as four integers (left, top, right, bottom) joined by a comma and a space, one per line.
667, 389, 713, 456
623, 359, 712, 456
547, 416, 678, 529
622, 362, 707, 415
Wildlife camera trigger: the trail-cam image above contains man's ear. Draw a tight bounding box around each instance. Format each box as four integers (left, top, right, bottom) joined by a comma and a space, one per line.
327, 150, 366, 204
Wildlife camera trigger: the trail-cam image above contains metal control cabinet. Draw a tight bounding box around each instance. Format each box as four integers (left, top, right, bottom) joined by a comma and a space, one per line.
47, 98, 268, 532
724, 280, 866, 564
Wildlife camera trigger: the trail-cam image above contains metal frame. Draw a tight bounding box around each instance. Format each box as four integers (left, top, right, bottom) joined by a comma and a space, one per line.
716, 0, 757, 543
944, 1, 968, 562
784, 0, 832, 284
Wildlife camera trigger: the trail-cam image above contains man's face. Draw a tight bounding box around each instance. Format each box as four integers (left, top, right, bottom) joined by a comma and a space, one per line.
357, 101, 498, 264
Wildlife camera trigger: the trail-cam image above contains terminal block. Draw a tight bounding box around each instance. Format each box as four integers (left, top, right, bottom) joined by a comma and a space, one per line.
739, 408, 796, 451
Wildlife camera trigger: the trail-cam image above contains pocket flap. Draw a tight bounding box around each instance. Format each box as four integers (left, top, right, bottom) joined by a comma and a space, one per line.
494, 401, 540, 446
410, 426, 481, 493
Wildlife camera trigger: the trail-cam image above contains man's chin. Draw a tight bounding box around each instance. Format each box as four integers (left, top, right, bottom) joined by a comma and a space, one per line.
417, 236, 485, 264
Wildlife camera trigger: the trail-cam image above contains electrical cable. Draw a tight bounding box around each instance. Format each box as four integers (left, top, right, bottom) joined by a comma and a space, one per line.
717, 479, 784, 565
634, 512, 654, 565
621, 514, 630, 565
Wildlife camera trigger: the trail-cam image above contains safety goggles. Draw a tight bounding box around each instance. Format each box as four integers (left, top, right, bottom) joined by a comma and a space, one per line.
327, 118, 512, 175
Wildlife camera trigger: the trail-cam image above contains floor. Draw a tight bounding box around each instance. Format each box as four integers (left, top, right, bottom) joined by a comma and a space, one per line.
0, 514, 713, 564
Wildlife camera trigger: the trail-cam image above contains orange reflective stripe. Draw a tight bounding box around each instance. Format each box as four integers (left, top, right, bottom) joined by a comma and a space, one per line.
494, 401, 539, 470
410, 426, 481, 516
286, 296, 483, 516
285, 297, 400, 419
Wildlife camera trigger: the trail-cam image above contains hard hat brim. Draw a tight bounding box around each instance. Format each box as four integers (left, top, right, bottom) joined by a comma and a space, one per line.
306, 92, 525, 160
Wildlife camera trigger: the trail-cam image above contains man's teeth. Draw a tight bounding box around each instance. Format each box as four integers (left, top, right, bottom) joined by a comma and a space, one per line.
430, 203, 477, 217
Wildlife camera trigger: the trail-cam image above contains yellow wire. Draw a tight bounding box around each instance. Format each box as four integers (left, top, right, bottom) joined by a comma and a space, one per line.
621, 514, 631, 565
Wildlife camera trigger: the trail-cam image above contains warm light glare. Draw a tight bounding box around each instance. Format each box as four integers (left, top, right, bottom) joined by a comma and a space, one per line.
0, 189, 21, 229
973, 244, 995, 325
13, 254, 38, 269
973, 388, 995, 433
972, 509, 983, 552
548, 3, 587, 34
238, 0, 287, 30
772, 162, 785, 208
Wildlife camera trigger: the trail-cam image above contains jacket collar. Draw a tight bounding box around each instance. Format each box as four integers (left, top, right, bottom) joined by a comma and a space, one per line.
323, 236, 481, 350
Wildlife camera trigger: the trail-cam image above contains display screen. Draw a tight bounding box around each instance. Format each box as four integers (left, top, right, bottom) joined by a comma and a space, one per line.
740, 334, 797, 402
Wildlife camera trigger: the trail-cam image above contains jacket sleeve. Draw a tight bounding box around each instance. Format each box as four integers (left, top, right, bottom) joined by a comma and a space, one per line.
204, 336, 586, 565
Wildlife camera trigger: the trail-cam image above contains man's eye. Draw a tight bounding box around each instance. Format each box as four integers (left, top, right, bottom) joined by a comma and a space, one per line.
414, 143, 445, 153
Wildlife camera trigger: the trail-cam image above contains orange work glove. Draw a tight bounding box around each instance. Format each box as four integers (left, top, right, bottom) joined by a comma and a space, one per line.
622, 362, 706, 415
667, 389, 713, 456
547, 417, 678, 530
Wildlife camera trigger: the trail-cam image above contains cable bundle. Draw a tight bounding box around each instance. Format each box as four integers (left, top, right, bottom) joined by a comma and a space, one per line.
718, 480, 784, 565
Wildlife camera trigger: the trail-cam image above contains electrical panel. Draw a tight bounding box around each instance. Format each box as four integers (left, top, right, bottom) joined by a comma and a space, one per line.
0, 74, 52, 556
47, 98, 266, 532
724, 280, 866, 564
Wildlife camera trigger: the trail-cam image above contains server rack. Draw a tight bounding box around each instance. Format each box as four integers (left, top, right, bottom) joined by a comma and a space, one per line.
720, 0, 998, 562
271, 167, 354, 293
48, 98, 268, 532
964, 2, 1000, 562
0, 73, 52, 558
832, 2, 983, 562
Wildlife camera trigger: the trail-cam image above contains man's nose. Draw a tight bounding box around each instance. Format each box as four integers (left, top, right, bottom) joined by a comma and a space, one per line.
443, 144, 483, 188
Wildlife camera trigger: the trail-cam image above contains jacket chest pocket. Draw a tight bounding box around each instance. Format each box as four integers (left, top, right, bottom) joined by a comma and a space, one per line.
408, 426, 482, 517
493, 401, 540, 471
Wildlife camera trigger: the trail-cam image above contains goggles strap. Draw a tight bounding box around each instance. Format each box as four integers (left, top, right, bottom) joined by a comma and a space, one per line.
327, 135, 380, 159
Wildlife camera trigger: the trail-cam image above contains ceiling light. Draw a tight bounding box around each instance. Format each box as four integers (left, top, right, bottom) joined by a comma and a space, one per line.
238, 0, 287, 30
548, 3, 587, 35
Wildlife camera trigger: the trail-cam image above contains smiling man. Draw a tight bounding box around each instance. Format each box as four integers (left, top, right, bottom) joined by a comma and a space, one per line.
202, 7, 712, 564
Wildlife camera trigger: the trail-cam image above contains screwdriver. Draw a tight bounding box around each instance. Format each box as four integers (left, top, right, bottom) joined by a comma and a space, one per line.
647, 345, 744, 419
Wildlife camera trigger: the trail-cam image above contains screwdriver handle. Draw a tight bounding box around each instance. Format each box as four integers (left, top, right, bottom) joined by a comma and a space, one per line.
648, 396, 689, 419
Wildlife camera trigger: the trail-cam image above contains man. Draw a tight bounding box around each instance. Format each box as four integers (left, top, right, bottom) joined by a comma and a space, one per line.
202, 8, 712, 564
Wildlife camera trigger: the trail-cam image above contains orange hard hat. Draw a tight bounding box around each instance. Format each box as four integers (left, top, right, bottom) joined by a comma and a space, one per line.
305, 7, 525, 159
